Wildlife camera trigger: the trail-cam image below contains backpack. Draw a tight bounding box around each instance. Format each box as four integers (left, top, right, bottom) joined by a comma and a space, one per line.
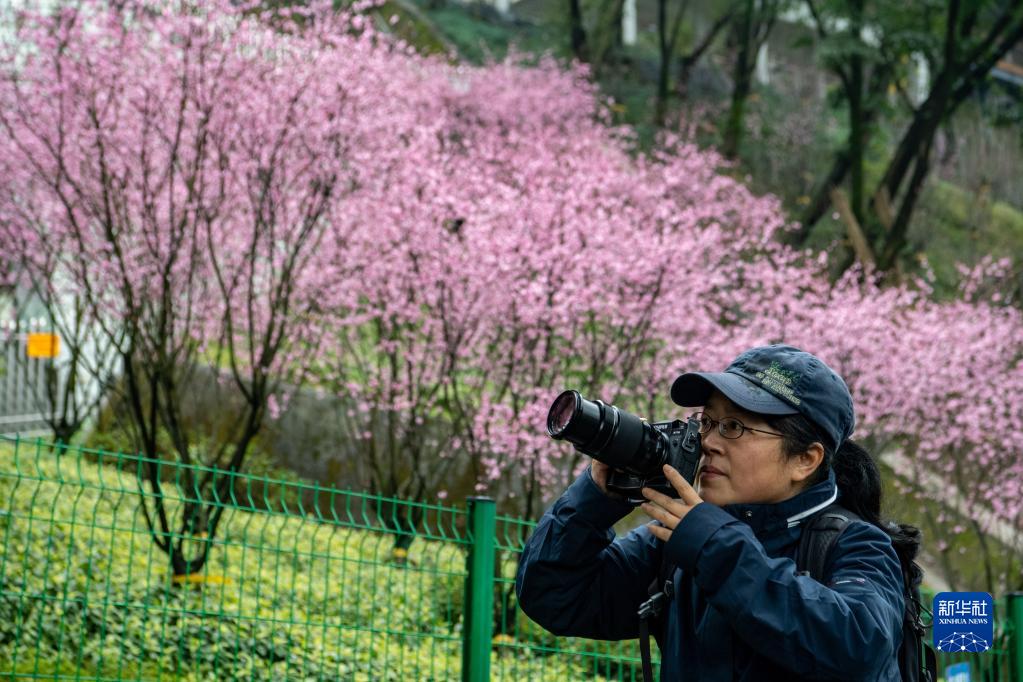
797, 504, 938, 682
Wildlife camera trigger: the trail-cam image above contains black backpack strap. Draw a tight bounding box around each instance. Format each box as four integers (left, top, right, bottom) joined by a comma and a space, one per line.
796, 504, 859, 582
900, 560, 938, 682
638, 555, 675, 681
638, 617, 656, 682
922, 641, 937, 682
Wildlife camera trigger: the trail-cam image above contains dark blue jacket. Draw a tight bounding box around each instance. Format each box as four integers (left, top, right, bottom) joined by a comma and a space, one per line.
515, 469, 905, 680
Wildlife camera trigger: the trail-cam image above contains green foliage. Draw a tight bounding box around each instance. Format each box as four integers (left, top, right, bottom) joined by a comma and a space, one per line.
0, 442, 642, 680
413, 1, 566, 65
373, 1, 457, 57
910, 178, 1023, 296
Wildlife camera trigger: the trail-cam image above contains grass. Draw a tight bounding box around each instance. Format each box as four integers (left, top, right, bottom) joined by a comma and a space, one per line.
912, 178, 1023, 293
0, 439, 652, 681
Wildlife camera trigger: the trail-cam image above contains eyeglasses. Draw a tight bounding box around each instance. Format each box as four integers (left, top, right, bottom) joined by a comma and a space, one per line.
690, 412, 785, 440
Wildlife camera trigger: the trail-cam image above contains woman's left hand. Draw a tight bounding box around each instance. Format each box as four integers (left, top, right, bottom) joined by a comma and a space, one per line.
642, 464, 704, 543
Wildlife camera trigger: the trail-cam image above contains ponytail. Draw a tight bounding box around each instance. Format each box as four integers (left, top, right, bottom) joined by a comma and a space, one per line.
833, 439, 923, 587
767, 413, 922, 583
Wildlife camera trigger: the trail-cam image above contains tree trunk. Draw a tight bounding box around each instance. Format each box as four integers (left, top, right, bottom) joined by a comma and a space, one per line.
796, 16, 893, 248
829, 187, 875, 266
655, 0, 670, 126
612, 0, 625, 50
569, 0, 588, 62
591, 0, 627, 72
795, 151, 851, 242
677, 6, 735, 99
877, 137, 934, 271
847, 0, 865, 226
876, 96, 946, 211
722, 0, 754, 159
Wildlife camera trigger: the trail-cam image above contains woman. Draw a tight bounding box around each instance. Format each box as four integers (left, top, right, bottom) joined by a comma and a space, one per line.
515, 345, 918, 681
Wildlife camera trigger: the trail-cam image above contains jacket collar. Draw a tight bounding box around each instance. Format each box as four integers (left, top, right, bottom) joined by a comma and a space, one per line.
720, 469, 838, 536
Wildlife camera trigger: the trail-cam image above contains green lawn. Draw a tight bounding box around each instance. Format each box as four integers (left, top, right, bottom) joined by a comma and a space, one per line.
0, 440, 647, 681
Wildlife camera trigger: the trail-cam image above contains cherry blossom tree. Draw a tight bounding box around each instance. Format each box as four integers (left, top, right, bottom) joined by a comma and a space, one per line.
0, 0, 376, 575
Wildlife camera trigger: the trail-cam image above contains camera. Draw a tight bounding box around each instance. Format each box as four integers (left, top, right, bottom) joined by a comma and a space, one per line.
546, 390, 702, 504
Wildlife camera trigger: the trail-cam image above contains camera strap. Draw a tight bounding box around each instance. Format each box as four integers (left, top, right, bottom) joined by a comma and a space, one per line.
637, 559, 675, 681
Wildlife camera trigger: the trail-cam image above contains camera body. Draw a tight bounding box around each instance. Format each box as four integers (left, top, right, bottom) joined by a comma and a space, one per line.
546, 390, 702, 504
606, 418, 701, 502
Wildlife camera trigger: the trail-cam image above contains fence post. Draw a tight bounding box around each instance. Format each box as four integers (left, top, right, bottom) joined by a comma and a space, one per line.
463, 496, 496, 682
1009, 592, 1023, 682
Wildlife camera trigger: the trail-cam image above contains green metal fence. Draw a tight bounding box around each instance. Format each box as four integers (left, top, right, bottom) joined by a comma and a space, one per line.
0, 436, 651, 681
1, 436, 1020, 681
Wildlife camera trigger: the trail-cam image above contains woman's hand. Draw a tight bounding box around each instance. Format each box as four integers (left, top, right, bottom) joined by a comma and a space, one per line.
590, 460, 625, 500
642, 464, 704, 542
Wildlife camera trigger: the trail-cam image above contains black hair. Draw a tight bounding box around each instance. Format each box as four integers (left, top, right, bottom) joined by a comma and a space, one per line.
766, 413, 922, 584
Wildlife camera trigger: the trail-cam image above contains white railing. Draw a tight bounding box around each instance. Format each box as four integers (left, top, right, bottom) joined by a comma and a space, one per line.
0, 318, 57, 435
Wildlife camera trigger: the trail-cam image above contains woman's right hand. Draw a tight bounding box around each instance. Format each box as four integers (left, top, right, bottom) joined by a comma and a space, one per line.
590, 460, 624, 500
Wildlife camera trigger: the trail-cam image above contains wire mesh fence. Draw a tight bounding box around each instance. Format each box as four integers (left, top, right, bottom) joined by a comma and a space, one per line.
0, 436, 651, 681
3, 434, 1020, 681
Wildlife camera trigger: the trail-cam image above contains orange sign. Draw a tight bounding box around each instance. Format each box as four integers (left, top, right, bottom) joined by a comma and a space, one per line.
26, 333, 60, 359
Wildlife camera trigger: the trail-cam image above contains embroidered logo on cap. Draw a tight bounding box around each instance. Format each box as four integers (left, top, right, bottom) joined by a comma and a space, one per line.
755, 361, 802, 406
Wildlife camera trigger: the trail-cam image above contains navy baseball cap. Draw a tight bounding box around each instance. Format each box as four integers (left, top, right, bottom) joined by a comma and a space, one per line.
670, 345, 855, 450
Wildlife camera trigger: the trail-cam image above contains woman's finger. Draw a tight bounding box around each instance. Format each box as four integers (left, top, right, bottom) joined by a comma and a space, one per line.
640, 486, 685, 512
640, 502, 678, 530
646, 522, 671, 542
641, 488, 690, 521
662, 464, 702, 506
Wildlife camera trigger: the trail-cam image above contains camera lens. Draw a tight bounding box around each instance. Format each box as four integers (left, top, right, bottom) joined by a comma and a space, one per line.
548, 392, 578, 437
546, 390, 668, 475
546, 390, 613, 449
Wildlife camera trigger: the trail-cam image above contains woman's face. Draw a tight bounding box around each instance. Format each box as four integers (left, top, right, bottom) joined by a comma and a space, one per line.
694, 390, 807, 507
